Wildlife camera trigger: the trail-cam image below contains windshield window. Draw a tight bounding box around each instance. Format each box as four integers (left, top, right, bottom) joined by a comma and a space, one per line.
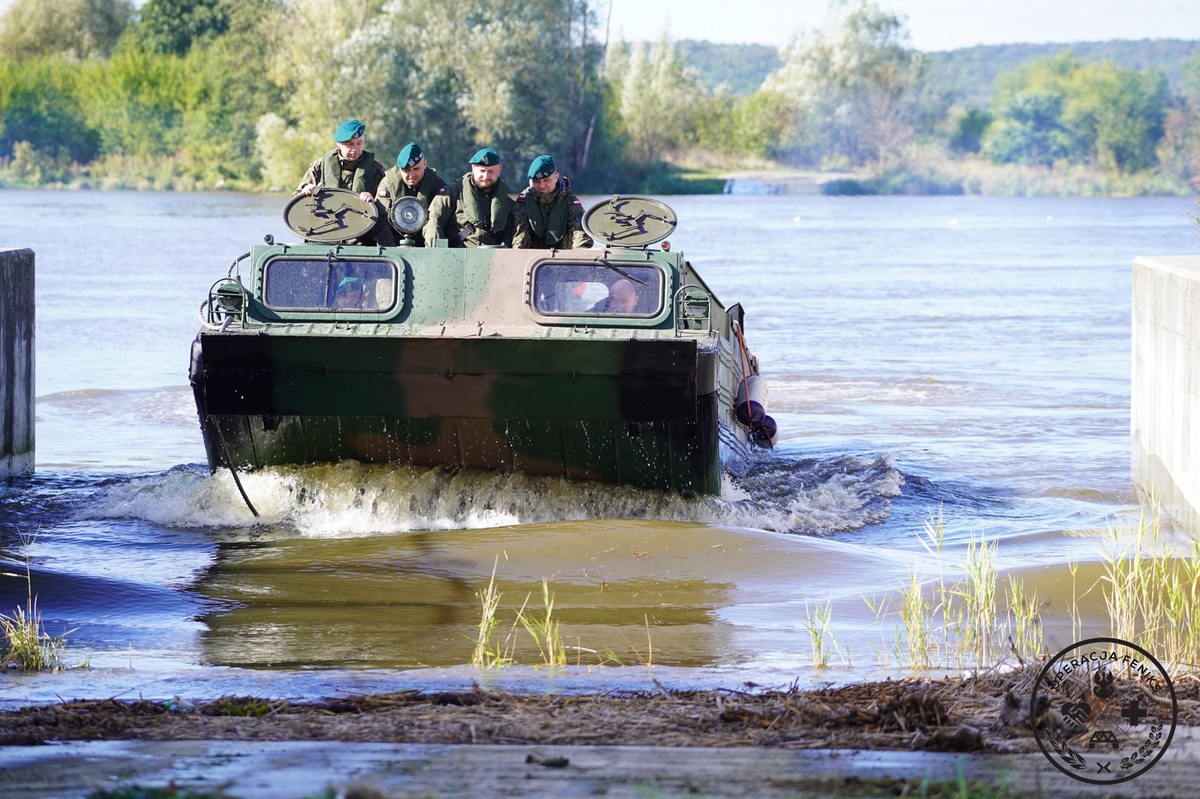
263, 258, 398, 312
531, 262, 663, 316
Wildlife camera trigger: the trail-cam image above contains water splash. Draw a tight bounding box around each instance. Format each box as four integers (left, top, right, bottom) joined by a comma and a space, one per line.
76, 451, 905, 538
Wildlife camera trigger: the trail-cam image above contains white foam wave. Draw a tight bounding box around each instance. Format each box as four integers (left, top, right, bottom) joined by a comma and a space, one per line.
80, 454, 905, 537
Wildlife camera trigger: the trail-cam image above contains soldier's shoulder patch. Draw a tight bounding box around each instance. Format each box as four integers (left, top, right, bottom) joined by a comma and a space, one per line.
571, 199, 582, 206
436, 186, 448, 194
517, 191, 529, 201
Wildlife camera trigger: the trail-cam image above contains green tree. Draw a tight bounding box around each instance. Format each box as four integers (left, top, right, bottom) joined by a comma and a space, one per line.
258, 0, 605, 189
77, 49, 186, 157
949, 108, 992, 155
255, 0, 367, 189
120, 0, 229, 56
173, 0, 284, 186
0, 0, 131, 60
763, 0, 924, 168
0, 58, 99, 165
1065, 62, 1168, 173
693, 89, 790, 159
1157, 50, 1200, 184
980, 91, 1070, 166
981, 51, 1169, 174
611, 36, 704, 163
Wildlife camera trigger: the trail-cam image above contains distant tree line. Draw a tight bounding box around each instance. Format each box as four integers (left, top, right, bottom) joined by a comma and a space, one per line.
0, 0, 1196, 194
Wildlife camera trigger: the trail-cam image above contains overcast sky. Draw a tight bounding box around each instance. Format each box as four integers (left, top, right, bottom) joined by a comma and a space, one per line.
607, 0, 1200, 51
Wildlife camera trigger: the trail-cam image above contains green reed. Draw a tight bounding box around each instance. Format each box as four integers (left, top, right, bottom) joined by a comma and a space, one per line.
472, 565, 579, 669
0, 537, 69, 672
471, 558, 516, 669
517, 578, 568, 669
1005, 575, 1044, 663
804, 594, 847, 668
869, 508, 1046, 670
899, 568, 933, 669
863, 500, 1200, 672
0, 599, 67, 671
1098, 505, 1200, 669
956, 534, 998, 665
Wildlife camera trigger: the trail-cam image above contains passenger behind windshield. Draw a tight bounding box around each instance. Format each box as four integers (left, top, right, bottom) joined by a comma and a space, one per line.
590, 278, 641, 314
331, 277, 366, 309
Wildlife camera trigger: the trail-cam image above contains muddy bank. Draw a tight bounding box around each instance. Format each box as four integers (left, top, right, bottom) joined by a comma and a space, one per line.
2, 670, 1200, 797
6, 668, 1197, 750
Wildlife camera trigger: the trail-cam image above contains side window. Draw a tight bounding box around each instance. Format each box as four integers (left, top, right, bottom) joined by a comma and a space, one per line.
263, 258, 398, 312
531, 263, 663, 317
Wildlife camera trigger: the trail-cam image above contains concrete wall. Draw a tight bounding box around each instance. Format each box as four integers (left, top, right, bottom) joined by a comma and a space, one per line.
1132, 255, 1200, 533
0, 248, 35, 479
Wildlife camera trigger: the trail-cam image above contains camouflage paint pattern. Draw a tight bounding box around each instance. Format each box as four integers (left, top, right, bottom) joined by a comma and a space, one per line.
191, 243, 754, 496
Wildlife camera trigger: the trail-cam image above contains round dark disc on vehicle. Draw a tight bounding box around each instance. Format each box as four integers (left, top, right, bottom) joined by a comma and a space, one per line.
283, 188, 378, 243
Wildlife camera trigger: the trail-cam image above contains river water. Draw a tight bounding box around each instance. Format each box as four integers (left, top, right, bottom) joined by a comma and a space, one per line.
0, 188, 1197, 701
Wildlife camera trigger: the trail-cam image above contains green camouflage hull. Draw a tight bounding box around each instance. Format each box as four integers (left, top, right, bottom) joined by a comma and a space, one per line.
193, 333, 733, 495
191, 197, 768, 498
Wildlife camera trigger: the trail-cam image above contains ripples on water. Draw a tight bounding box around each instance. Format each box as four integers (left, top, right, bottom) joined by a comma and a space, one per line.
2, 191, 1199, 692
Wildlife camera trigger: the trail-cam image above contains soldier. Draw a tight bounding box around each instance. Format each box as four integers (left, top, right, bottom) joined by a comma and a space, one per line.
375, 141, 451, 247
512, 155, 593, 250
423, 147, 515, 247
295, 118, 395, 246
331, 276, 366, 309
590, 278, 641, 313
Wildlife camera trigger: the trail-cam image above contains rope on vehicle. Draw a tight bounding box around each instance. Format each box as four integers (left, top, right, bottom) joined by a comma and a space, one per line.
212, 422, 260, 518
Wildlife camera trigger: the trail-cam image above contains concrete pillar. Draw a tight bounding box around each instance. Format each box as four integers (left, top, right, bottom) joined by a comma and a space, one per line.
1131, 254, 1200, 533
0, 248, 35, 479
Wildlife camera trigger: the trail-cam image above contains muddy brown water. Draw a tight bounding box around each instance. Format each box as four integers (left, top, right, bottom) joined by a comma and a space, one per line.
3, 191, 1200, 799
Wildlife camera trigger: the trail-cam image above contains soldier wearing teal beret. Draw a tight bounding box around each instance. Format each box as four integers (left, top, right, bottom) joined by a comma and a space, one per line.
424, 147, 515, 247
468, 148, 501, 167
376, 141, 452, 247
294, 118, 394, 246
512, 154, 593, 250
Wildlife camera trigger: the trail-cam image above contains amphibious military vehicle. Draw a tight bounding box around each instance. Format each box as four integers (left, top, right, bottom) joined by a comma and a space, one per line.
189, 192, 775, 497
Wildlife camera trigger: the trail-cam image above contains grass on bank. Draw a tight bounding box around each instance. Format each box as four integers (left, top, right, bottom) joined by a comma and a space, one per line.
518, 578, 568, 669
1101, 504, 1200, 667
861, 509, 1043, 671
474, 501, 1200, 673
1, 539, 70, 672
472, 563, 576, 670
857, 502, 1200, 673
470, 557, 515, 669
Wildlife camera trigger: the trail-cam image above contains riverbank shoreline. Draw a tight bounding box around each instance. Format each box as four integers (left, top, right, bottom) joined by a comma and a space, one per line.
4, 162, 1194, 198
2, 670, 1198, 797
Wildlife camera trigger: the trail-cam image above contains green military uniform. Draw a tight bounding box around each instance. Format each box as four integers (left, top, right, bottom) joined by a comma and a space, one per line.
424, 172, 515, 248
377, 166, 450, 247
295, 148, 394, 246
512, 175, 593, 250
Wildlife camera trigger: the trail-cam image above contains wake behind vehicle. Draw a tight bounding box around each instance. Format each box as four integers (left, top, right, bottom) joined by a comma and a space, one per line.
189, 192, 777, 497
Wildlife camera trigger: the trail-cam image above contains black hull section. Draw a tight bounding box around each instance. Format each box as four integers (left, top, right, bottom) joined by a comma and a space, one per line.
192, 334, 741, 496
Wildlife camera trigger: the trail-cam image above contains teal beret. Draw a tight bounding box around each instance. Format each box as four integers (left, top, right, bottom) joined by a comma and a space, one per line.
334, 119, 365, 142
528, 154, 556, 180
337, 277, 363, 292
396, 142, 423, 169
469, 147, 501, 166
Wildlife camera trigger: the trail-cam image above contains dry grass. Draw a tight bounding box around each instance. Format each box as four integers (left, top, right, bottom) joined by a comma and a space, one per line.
4, 667, 1198, 751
